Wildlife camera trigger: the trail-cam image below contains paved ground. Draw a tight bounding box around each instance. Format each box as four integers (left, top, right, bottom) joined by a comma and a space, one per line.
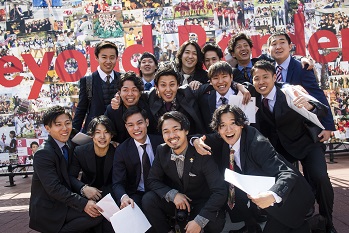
0, 155, 348, 233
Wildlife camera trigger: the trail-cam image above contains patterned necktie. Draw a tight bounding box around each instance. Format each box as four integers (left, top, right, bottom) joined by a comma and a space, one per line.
262, 98, 270, 113
182, 74, 190, 85
227, 148, 235, 209
243, 67, 250, 81
165, 102, 172, 111
62, 145, 69, 162
144, 82, 152, 91
106, 75, 111, 85
276, 66, 283, 82
141, 144, 151, 183
170, 154, 185, 161
220, 96, 228, 105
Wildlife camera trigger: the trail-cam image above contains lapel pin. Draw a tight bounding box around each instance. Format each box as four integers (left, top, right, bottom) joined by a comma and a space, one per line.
190, 158, 194, 163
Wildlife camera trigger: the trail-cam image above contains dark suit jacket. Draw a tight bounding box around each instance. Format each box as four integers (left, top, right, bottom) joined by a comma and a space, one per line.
29, 136, 87, 233
146, 143, 227, 222
69, 142, 116, 199
256, 87, 328, 160
178, 68, 209, 85
112, 135, 163, 205
73, 70, 121, 133
285, 57, 335, 131
204, 127, 314, 228
148, 86, 206, 134
104, 95, 158, 143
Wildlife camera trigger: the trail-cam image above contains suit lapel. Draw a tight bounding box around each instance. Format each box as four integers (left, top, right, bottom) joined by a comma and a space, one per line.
182, 146, 195, 192
104, 146, 114, 183
256, 95, 275, 126
93, 71, 104, 106
222, 143, 230, 170
239, 129, 248, 173
49, 136, 71, 186
208, 91, 216, 117
286, 58, 295, 83
129, 140, 142, 185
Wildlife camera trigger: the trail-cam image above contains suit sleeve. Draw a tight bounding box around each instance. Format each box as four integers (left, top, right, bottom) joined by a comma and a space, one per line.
72, 77, 88, 131
112, 146, 128, 203
69, 147, 85, 194
146, 146, 173, 198
34, 149, 88, 212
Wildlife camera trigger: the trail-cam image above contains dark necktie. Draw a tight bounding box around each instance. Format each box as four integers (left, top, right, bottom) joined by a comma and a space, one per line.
144, 82, 152, 91
106, 75, 111, 85
141, 144, 151, 183
262, 98, 273, 116
62, 145, 69, 162
165, 102, 172, 111
227, 148, 235, 209
220, 96, 228, 105
276, 66, 283, 82
243, 67, 250, 81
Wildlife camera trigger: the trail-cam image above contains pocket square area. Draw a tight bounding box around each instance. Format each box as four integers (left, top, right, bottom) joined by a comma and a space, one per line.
189, 172, 197, 177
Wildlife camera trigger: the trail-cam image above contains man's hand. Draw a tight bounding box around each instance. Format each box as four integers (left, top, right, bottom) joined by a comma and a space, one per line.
185, 220, 202, 233
193, 135, 211, 156
83, 186, 102, 201
120, 195, 134, 209
188, 81, 202, 90
84, 200, 103, 218
236, 84, 251, 105
110, 141, 119, 148
319, 130, 331, 142
248, 192, 276, 209
293, 90, 313, 111
173, 193, 192, 212
301, 57, 314, 70
110, 92, 121, 110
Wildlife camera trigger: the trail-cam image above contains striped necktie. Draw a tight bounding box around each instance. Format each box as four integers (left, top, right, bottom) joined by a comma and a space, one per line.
227, 148, 235, 209
276, 66, 283, 82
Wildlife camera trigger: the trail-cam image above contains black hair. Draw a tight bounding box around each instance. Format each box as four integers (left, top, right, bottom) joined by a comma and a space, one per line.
154, 63, 180, 86
30, 141, 39, 148
138, 52, 158, 77
201, 43, 223, 59
176, 40, 203, 71
94, 41, 119, 58
117, 71, 144, 92
122, 105, 149, 123
87, 115, 116, 136
207, 61, 234, 79
250, 60, 276, 77
267, 30, 291, 46
210, 105, 248, 132
157, 111, 190, 132
43, 106, 72, 127
227, 33, 253, 54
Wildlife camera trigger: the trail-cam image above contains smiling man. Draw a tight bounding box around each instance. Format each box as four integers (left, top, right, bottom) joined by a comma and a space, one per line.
139, 52, 158, 90
142, 111, 227, 233
73, 41, 121, 133
112, 106, 163, 209
30, 106, 103, 233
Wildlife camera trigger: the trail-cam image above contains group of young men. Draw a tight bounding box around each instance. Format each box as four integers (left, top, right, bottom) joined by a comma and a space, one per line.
29, 31, 336, 233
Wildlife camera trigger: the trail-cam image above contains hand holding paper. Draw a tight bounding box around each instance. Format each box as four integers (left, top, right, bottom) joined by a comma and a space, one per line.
96, 193, 120, 222
229, 93, 256, 123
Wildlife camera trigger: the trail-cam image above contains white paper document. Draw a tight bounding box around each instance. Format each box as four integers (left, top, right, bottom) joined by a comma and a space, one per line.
96, 193, 120, 222
110, 203, 151, 233
281, 85, 325, 129
71, 132, 92, 145
229, 94, 256, 123
224, 169, 275, 196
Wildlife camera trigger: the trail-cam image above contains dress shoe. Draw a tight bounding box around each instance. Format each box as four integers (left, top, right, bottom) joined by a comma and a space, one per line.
306, 205, 315, 218
326, 225, 338, 233
307, 214, 326, 233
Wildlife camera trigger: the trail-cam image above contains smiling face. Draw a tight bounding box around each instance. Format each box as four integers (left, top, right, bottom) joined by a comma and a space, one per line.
44, 114, 72, 143
268, 35, 292, 64
125, 112, 149, 144
181, 44, 198, 73
217, 112, 243, 146
120, 80, 141, 108
92, 123, 112, 149
252, 68, 276, 97
96, 47, 117, 74
161, 118, 188, 154
140, 57, 157, 77
231, 39, 252, 65
156, 75, 179, 103
210, 72, 233, 96
204, 50, 220, 70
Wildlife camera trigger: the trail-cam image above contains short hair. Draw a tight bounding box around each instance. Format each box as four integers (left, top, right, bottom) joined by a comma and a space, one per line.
138, 52, 158, 77
43, 106, 72, 127
250, 60, 276, 77
9, 130, 15, 136
210, 105, 248, 132
122, 105, 148, 122
207, 61, 234, 79
267, 30, 291, 46
176, 40, 203, 71
227, 33, 253, 54
201, 43, 223, 60
30, 141, 39, 148
154, 63, 180, 86
158, 111, 190, 132
118, 71, 144, 92
87, 115, 115, 136
94, 41, 118, 58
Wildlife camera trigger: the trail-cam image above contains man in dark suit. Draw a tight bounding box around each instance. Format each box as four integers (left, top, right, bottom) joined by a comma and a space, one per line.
70, 115, 116, 232
112, 106, 163, 208
73, 41, 121, 133
142, 111, 227, 233
29, 106, 103, 233
251, 60, 336, 233
193, 105, 314, 233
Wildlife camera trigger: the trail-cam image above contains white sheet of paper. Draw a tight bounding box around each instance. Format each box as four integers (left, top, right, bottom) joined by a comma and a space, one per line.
96, 193, 120, 222
224, 169, 275, 196
282, 85, 325, 129
110, 203, 151, 233
71, 132, 92, 145
229, 93, 256, 123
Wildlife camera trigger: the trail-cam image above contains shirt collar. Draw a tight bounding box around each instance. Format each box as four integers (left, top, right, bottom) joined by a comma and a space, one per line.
277, 55, 291, 71
134, 135, 151, 148
263, 86, 277, 101
216, 88, 234, 104
142, 78, 155, 86
171, 145, 188, 157
97, 66, 114, 82
237, 61, 253, 71
230, 137, 241, 153
53, 138, 66, 150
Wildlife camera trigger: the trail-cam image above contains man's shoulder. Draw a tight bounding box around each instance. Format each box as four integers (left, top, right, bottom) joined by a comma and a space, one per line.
74, 142, 94, 154
116, 137, 135, 152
